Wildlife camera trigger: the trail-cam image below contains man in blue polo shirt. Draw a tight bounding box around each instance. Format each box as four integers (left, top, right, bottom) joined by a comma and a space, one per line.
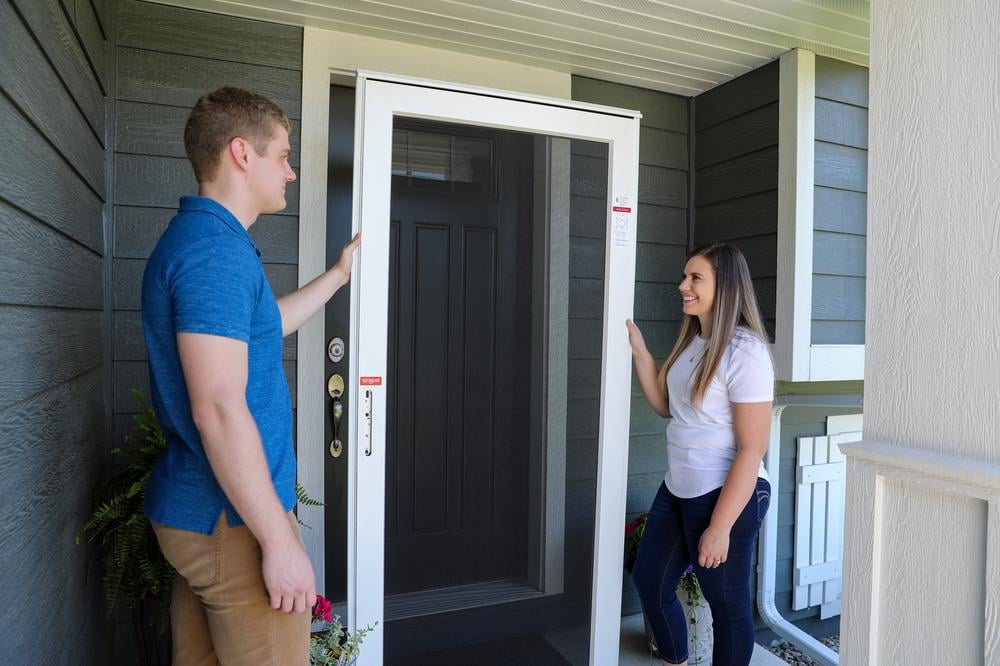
142, 87, 360, 664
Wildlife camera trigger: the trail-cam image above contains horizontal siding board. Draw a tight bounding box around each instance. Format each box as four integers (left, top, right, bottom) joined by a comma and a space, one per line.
114, 205, 299, 264
630, 397, 667, 436
567, 359, 601, 400
568, 277, 603, 319
0, 367, 107, 663
568, 196, 605, 238
812, 275, 866, 323
1, 0, 105, 191
639, 127, 688, 170
812, 320, 865, 345
114, 153, 300, 214
814, 187, 866, 235
695, 148, 778, 206
115, 100, 302, 166
117, 0, 303, 69
815, 98, 868, 149
634, 281, 683, 321
630, 320, 681, 360
757, 279, 778, 320
571, 197, 688, 246
722, 234, 778, 279
626, 434, 668, 477
636, 204, 687, 245
565, 437, 597, 482
0, 307, 102, 410
0, 202, 102, 310
694, 191, 778, 243
89, 0, 110, 40
638, 165, 687, 208
10, 0, 105, 138
566, 318, 679, 362
114, 258, 298, 310
565, 399, 598, 440
813, 231, 866, 277
117, 47, 302, 118
569, 236, 604, 279
695, 102, 779, 169
0, 97, 103, 252
636, 242, 688, 283
815, 141, 867, 192
73, 0, 107, 92
569, 154, 608, 198
695, 60, 779, 131
567, 318, 602, 360
815, 56, 869, 108
566, 397, 668, 440
572, 77, 688, 133
0, 367, 102, 518
571, 138, 608, 159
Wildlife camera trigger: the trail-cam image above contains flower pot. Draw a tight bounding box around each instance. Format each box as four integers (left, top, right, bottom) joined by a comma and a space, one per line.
678, 585, 713, 665
642, 587, 714, 665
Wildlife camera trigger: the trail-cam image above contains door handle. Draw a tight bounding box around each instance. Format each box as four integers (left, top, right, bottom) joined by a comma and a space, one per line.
329, 397, 344, 458
328, 374, 345, 458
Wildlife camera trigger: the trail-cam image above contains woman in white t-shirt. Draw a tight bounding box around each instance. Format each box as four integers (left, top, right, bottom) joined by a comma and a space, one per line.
628, 243, 774, 666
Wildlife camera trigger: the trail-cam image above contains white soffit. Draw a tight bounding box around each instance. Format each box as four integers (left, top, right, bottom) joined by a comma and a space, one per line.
152, 0, 869, 96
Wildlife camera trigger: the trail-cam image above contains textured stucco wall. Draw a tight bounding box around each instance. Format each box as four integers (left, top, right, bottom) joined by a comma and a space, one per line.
842, 1, 1000, 664
864, 0, 1000, 456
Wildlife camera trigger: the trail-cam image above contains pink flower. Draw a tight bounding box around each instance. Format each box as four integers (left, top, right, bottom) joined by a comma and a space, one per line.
312, 594, 333, 623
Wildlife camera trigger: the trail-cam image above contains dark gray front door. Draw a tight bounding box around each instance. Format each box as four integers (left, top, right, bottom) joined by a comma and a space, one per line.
384, 121, 533, 596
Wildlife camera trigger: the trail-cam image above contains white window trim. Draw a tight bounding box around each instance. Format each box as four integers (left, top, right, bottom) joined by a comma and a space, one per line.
775, 48, 864, 382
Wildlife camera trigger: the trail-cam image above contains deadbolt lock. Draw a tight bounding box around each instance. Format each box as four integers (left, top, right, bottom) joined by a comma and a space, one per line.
328, 337, 345, 364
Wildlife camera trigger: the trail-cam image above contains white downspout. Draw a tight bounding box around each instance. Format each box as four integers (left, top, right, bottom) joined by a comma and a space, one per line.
756, 402, 839, 666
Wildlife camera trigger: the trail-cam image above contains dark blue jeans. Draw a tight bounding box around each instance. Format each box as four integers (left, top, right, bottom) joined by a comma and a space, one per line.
632, 479, 770, 665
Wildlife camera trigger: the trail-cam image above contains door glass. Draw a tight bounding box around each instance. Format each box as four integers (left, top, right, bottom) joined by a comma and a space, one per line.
391, 123, 497, 195
377, 115, 608, 665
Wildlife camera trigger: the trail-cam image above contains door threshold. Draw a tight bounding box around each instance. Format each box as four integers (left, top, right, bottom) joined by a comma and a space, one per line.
384, 578, 544, 621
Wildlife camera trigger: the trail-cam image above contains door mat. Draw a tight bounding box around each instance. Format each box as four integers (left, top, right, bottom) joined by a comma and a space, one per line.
386, 632, 572, 665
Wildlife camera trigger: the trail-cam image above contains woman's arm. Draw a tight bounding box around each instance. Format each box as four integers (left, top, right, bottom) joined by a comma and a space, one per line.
626, 320, 670, 418
697, 400, 771, 567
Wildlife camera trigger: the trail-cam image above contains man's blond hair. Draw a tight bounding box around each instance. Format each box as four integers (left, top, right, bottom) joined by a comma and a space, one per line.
184, 86, 291, 183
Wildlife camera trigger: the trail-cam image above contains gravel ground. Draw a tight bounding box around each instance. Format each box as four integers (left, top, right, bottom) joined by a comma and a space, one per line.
766, 636, 840, 665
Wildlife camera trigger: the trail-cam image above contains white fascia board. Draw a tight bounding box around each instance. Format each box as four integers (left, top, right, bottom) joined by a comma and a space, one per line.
809, 344, 865, 381
776, 48, 815, 382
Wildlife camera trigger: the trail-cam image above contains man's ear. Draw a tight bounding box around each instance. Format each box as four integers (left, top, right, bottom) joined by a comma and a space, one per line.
228, 136, 252, 172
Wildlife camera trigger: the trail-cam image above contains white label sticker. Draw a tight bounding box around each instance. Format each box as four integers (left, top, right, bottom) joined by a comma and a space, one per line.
612, 195, 632, 247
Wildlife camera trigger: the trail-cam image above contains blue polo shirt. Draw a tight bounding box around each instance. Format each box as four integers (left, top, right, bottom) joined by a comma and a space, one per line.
141, 196, 295, 534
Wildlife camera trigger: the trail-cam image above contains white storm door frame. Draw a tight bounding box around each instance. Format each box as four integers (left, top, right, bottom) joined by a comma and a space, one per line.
349, 71, 640, 666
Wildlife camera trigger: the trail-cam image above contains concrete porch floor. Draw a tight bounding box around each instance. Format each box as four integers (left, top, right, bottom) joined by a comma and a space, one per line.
543, 613, 785, 665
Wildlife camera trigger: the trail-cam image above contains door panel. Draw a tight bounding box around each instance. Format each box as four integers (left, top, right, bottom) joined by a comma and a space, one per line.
385, 125, 530, 595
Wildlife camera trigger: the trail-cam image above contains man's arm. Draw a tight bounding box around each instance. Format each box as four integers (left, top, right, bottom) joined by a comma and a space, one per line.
177, 332, 315, 614
277, 234, 360, 336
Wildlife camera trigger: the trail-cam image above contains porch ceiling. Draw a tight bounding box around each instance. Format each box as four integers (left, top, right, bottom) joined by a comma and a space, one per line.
152, 0, 869, 96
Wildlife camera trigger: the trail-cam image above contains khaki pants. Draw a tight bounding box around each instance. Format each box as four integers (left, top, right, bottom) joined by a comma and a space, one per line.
152, 511, 310, 665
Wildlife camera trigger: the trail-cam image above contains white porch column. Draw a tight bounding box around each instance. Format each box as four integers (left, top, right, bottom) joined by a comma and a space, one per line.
840, 1, 1000, 664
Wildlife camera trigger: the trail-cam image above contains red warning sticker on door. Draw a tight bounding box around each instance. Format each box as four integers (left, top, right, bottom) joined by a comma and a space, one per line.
360, 376, 382, 386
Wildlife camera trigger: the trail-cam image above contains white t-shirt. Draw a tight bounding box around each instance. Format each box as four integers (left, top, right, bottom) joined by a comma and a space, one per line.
664, 327, 774, 498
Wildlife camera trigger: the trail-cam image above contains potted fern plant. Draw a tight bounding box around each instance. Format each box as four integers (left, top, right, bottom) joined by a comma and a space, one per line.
77, 390, 330, 665
75, 390, 173, 665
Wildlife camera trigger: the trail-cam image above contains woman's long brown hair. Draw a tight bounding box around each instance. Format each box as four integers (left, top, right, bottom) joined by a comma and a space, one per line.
656, 243, 770, 406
